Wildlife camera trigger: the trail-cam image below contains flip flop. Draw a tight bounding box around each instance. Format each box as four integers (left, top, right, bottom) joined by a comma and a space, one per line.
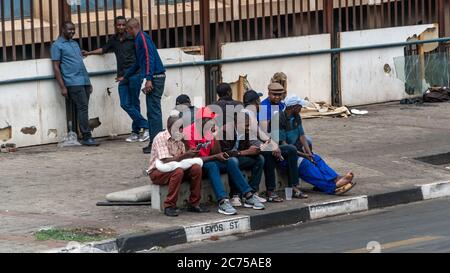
267, 193, 284, 202
293, 188, 308, 199
335, 182, 356, 195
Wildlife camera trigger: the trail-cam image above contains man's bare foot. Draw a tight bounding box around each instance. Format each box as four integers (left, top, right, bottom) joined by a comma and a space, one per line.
336, 171, 354, 187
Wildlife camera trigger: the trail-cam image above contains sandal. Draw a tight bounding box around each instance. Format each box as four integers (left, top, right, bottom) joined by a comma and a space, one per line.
267, 192, 284, 202
335, 181, 356, 195
293, 188, 308, 199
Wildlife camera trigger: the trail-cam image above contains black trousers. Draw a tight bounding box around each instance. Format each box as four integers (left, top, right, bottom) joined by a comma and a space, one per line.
67, 85, 92, 140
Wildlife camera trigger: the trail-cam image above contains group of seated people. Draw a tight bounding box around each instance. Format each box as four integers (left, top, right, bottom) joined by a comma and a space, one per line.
147, 79, 356, 217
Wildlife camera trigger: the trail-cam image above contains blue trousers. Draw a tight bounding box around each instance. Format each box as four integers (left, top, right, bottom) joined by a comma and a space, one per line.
203, 159, 253, 203
229, 155, 265, 196
118, 74, 148, 134
298, 154, 338, 194
146, 76, 165, 142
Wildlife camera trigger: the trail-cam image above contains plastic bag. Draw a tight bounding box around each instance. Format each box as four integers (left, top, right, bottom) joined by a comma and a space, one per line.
58, 121, 81, 147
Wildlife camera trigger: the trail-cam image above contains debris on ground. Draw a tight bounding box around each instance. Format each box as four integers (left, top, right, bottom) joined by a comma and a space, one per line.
423, 86, 450, 102
1, 143, 17, 153
350, 109, 369, 115
400, 97, 423, 104
58, 121, 81, 147
301, 101, 352, 119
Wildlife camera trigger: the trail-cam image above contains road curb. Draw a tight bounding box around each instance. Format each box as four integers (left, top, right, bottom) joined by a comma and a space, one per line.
50, 181, 450, 253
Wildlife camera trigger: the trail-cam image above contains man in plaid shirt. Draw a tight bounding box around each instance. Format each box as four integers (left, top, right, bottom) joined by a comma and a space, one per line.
148, 114, 209, 217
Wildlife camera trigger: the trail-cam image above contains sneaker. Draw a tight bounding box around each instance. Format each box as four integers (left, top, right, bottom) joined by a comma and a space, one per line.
218, 199, 237, 215
164, 207, 179, 217
139, 130, 150, 142
230, 195, 243, 207
143, 144, 152, 154
244, 194, 265, 210
126, 133, 140, 142
81, 138, 99, 146
187, 205, 210, 213
254, 193, 267, 203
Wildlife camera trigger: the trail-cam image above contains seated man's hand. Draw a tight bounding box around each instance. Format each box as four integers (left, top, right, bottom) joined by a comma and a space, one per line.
272, 148, 282, 160
247, 146, 261, 155
225, 150, 239, 158
115, 77, 124, 82
215, 152, 228, 162
183, 150, 199, 159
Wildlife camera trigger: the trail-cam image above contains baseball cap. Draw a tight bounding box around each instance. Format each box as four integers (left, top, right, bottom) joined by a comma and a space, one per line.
284, 95, 309, 107
175, 94, 191, 105
243, 90, 263, 105
195, 106, 217, 119
268, 82, 285, 92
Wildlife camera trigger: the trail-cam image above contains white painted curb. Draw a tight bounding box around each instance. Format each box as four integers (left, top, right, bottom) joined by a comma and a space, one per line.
308, 196, 369, 220
183, 216, 251, 242
420, 181, 450, 200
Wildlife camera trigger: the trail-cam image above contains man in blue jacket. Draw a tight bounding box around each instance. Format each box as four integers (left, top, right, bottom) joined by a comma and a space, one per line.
118, 18, 166, 154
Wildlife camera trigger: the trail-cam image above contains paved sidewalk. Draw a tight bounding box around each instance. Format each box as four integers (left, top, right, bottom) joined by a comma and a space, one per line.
1, 102, 450, 252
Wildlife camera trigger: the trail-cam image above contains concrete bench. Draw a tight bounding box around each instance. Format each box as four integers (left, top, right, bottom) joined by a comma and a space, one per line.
150, 170, 289, 211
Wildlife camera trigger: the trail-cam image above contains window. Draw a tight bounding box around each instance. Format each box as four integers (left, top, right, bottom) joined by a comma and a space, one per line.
0, 0, 31, 20
71, 0, 123, 12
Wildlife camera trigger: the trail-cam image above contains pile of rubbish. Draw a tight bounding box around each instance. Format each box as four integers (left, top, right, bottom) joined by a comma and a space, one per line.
301, 101, 353, 119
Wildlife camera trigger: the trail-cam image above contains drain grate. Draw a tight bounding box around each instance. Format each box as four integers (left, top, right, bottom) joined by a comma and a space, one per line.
415, 152, 450, 165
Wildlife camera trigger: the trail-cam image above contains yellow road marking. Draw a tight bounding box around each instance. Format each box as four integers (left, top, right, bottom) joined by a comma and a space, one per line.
345, 236, 443, 253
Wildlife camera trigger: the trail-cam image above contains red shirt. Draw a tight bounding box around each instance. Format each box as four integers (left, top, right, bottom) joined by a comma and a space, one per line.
183, 123, 215, 157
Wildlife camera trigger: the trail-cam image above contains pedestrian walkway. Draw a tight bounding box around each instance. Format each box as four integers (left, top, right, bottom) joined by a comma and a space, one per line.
1, 102, 450, 252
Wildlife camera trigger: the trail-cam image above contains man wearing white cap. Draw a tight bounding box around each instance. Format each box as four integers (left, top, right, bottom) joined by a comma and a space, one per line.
275, 95, 356, 195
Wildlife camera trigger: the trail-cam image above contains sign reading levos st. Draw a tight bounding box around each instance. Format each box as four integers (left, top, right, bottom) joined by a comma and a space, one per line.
184, 216, 251, 242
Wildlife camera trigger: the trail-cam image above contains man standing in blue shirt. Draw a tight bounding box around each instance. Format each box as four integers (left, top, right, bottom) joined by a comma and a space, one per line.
117, 18, 166, 154
51, 21, 98, 146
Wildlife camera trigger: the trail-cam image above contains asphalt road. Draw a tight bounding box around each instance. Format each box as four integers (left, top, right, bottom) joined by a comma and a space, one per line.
167, 197, 450, 253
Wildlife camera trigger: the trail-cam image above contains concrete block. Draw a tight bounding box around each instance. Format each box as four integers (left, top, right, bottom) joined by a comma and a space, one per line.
106, 185, 152, 202
308, 196, 369, 220
420, 181, 450, 200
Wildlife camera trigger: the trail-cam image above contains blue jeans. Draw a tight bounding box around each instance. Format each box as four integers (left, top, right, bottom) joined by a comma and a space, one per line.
229, 155, 265, 196
146, 76, 165, 143
298, 154, 338, 194
118, 74, 148, 134
203, 159, 253, 203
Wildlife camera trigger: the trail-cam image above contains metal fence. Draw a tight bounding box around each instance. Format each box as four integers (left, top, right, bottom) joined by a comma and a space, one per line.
1, 0, 448, 63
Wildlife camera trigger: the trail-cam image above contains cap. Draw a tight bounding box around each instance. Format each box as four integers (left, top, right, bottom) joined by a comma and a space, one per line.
195, 106, 217, 119
243, 90, 263, 104
284, 95, 309, 107
268, 82, 285, 92
175, 94, 191, 105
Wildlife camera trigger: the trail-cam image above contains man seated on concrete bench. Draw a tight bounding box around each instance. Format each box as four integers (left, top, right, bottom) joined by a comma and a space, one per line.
184, 107, 265, 216
175, 94, 198, 126
221, 111, 266, 207
148, 114, 209, 217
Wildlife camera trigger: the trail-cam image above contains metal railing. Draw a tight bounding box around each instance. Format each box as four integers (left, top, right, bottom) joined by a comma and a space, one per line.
0, 0, 446, 63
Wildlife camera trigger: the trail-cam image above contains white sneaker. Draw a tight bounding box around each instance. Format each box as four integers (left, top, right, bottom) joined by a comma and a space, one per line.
254, 193, 267, 203
139, 130, 150, 142
230, 195, 243, 207
126, 133, 140, 142
243, 194, 265, 210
